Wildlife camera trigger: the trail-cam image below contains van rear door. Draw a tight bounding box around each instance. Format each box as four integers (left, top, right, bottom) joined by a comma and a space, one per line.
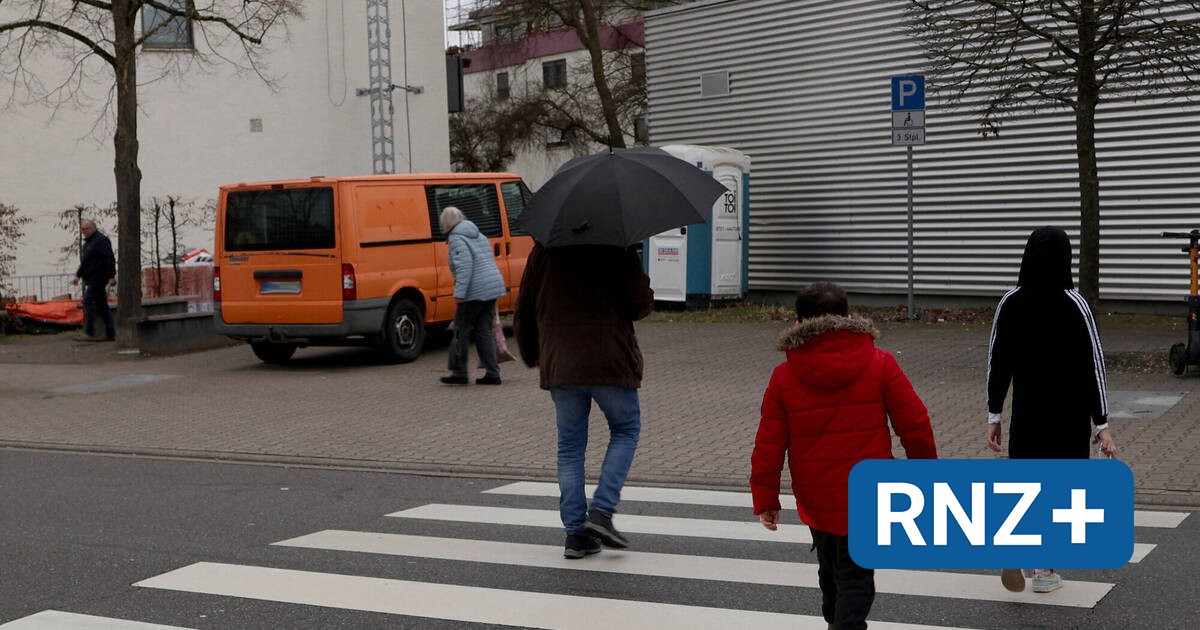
219, 186, 343, 325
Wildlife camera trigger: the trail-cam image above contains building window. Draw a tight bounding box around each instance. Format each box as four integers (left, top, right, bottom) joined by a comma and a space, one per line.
543, 59, 567, 90
496, 72, 510, 100
142, 0, 193, 50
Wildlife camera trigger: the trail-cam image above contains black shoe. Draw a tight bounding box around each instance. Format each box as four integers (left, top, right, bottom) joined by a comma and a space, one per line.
563, 533, 601, 559
475, 375, 502, 385
439, 375, 468, 385
585, 510, 629, 549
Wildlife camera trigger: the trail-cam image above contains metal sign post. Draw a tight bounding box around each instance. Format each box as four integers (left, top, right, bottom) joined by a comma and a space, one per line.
891, 75, 926, 320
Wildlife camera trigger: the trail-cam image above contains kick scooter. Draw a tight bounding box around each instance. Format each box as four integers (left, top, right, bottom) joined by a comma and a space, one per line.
1162, 229, 1200, 375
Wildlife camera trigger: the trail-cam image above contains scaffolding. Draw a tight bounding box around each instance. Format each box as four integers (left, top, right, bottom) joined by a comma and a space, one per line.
366, 0, 395, 174
445, 0, 484, 49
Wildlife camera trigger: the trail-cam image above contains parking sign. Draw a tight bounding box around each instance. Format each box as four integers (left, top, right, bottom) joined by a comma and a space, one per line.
891, 75, 925, 110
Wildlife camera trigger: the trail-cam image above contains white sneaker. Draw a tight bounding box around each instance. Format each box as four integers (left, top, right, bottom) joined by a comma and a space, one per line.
1032, 570, 1063, 593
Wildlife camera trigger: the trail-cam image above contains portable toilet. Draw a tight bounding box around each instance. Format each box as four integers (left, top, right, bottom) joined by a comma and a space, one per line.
645, 144, 750, 305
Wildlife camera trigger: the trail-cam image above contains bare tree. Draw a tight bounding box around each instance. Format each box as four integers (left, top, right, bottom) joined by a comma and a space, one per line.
906, 1, 1200, 305
1, 0, 301, 344
143, 195, 196, 296
0, 202, 31, 298
474, 1, 672, 149
450, 89, 544, 171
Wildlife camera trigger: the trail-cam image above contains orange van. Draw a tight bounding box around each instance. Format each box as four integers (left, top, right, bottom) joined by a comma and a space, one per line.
212, 173, 535, 363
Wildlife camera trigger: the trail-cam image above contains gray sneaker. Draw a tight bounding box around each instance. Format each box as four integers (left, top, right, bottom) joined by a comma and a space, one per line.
585, 510, 629, 549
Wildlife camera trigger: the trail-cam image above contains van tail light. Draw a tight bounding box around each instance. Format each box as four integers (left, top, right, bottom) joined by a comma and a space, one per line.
213, 266, 221, 302
342, 263, 357, 301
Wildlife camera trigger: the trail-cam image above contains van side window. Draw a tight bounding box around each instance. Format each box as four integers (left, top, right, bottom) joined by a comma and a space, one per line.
225, 187, 335, 251
501, 180, 532, 236
426, 184, 503, 240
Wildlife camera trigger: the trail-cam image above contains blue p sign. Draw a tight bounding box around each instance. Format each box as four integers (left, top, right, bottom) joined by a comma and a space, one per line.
848, 459, 1133, 569
891, 75, 925, 111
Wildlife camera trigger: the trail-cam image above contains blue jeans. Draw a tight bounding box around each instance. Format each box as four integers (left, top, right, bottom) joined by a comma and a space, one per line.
550, 386, 641, 535
82, 282, 115, 338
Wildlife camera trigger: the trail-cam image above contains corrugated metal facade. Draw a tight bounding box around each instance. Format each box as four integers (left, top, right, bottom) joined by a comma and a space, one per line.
645, 0, 1200, 303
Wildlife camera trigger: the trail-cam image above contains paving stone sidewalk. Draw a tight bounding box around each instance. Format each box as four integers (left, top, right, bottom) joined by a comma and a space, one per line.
1, 316, 1197, 507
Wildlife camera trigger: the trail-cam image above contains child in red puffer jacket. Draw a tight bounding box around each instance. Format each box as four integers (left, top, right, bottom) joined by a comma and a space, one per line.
751, 282, 938, 630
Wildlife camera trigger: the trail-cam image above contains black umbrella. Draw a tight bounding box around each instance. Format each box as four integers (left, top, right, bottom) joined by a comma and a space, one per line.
519, 146, 731, 247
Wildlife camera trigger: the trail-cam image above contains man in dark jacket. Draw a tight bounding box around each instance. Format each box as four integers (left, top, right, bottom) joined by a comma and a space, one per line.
514, 243, 653, 559
72, 219, 116, 341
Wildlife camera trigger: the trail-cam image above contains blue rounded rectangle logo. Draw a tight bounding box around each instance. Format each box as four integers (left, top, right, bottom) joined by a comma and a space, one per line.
848, 459, 1134, 569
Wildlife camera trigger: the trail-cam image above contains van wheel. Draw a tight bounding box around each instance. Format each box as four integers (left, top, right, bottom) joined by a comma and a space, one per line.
382, 298, 425, 362
251, 342, 297, 364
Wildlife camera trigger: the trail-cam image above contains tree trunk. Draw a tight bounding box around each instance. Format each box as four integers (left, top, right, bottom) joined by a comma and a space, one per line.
578, 0, 625, 148
1075, 1, 1101, 307
112, 0, 143, 345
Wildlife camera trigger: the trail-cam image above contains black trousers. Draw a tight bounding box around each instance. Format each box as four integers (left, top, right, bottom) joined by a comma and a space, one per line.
811, 528, 875, 630
447, 299, 498, 378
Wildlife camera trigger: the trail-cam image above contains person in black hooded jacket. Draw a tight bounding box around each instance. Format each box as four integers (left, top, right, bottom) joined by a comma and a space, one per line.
986, 226, 1116, 594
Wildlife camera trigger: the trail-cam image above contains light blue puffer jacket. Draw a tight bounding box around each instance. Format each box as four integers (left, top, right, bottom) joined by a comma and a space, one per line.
447, 220, 507, 301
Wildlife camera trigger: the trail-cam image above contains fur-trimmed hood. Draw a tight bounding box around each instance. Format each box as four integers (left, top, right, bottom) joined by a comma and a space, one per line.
776, 314, 880, 351
776, 315, 881, 390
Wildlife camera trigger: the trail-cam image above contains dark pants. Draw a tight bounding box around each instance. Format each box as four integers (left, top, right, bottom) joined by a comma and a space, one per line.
811, 528, 875, 630
82, 282, 115, 338
447, 299, 498, 378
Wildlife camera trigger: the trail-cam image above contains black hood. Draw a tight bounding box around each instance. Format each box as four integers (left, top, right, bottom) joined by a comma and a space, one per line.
1017, 226, 1073, 290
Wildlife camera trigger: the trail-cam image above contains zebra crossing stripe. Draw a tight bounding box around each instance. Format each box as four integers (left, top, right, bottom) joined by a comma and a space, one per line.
275, 530, 1113, 608
388, 504, 812, 543
387, 503, 1156, 563
0, 611, 192, 629
484, 482, 1189, 528
1132, 511, 1189, 528
134, 561, 977, 630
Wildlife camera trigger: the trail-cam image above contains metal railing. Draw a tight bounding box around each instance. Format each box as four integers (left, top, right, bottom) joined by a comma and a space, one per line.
2, 274, 79, 302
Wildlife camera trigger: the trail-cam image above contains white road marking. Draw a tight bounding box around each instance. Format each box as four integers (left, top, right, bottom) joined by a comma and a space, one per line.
276, 530, 1113, 608
0, 611, 191, 630
134, 562, 978, 630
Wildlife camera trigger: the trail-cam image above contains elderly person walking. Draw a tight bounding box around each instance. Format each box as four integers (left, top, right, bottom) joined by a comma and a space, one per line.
439, 206, 507, 385
71, 219, 117, 342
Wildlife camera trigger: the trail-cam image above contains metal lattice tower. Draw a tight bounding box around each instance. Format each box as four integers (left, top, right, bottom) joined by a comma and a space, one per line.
366, 0, 395, 174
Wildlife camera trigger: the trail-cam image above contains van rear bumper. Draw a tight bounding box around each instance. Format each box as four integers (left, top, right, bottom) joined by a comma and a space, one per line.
213, 298, 388, 343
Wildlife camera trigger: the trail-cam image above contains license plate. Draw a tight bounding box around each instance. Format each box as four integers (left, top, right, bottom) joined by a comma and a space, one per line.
259, 280, 301, 295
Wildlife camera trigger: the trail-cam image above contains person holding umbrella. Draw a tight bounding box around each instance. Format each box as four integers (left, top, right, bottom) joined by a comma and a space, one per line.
514, 147, 728, 559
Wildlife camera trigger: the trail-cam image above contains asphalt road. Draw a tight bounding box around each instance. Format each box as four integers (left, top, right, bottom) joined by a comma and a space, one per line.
1, 450, 1196, 629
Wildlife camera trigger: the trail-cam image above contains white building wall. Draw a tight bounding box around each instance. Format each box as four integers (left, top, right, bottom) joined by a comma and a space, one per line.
645, 0, 1200, 304
1, 1, 449, 279
465, 47, 604, 187
462, 48, 598, 189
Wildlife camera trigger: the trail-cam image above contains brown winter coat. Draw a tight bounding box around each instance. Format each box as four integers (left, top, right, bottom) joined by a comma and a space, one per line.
514, 244, 654, 389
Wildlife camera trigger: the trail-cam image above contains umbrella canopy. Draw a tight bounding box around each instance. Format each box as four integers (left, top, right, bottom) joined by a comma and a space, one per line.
519, 146, 731, 247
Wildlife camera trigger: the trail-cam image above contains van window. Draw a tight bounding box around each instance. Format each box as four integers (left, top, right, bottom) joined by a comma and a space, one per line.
501, 180, 532, 236
427, 184, 502, 240
225, 187, 335, 251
